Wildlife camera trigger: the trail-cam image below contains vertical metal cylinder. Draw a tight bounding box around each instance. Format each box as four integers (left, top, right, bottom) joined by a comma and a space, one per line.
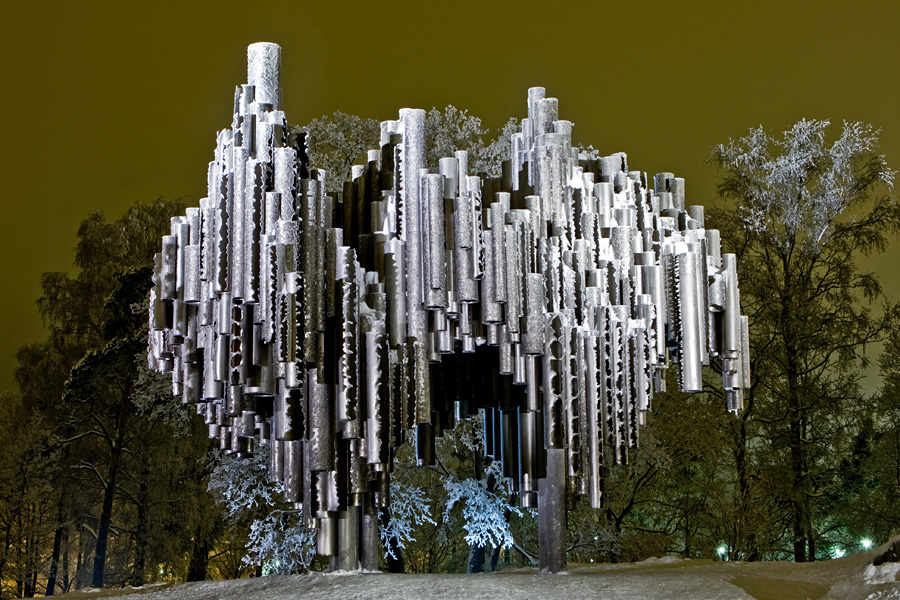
316, 513, 336, 557
334, 506, 360, 571
283, 440, 303, 503
247, 42, 281, 108
399, 108, 427, 343
538, 448, 567, 574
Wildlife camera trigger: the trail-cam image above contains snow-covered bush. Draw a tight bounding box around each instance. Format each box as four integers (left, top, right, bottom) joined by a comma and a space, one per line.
246, 510, 316, 575
444, 459, 522, 550
208, 444, 316, 574
207, 444, 281, 517
380, 480, 436, 559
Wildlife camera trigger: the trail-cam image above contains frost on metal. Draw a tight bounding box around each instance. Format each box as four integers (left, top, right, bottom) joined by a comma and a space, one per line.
148, 43, 750, 566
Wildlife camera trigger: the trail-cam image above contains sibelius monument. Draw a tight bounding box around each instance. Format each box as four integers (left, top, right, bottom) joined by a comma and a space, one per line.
148, 43, 750, 573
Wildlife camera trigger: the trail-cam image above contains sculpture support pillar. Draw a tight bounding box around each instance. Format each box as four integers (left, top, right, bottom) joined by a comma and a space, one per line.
332, 506, 360, 571
538, 447, 566, 574
360, 500, 380, 571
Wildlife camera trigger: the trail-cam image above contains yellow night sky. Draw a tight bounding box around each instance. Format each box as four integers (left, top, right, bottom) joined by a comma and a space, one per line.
2, 0, 899, 391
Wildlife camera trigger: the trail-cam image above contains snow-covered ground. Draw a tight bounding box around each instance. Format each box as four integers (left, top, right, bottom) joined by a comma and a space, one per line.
58, 541, 900, 600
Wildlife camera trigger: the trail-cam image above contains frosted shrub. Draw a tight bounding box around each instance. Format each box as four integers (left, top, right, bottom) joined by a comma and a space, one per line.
380, 480, 436, 559
208, 445, 316, 574
246, 510, 316, 575
208, 445, 281, 517
444, 460, 522, 550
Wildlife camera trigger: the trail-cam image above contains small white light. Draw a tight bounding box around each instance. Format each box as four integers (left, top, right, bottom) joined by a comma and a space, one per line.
717, 545, 727, 557
861, 539, 873, 550
832, 547, 845, 559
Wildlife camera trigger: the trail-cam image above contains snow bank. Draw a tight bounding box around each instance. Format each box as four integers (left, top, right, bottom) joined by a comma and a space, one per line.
54, 545, 900, 600
637, 556, 685, 566
865, 563, 900, 585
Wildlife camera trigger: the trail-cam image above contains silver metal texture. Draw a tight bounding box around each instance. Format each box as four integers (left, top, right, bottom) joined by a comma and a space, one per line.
149, 43, 750, 569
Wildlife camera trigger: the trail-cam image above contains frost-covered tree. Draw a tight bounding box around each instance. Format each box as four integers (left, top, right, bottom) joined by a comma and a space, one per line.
379, 480, 435, 562
709, 119, 900, 562
208, 445, 316, 575
7, 198, 219, 591
425, 107, 520, 178
244, 511, 316, 576
208, 447, 279, 518
425, 105, 488, 171
444, 459, 523, 569
379, 417, 536, 573
294, 111, 380, 193
436, 418, 532, 572
477, 117, 519, 178
296, 107, 519, 195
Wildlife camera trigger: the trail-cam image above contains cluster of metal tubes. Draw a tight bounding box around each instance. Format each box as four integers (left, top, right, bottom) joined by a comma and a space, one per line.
148, 43, 749, 567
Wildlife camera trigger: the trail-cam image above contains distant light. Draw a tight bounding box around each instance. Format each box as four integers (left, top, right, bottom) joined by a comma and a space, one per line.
590, 559, 594, 563
861, 539, 873, 550
832, 547, 845, 559
594, 536, 599, 541
717, 545, 728, 557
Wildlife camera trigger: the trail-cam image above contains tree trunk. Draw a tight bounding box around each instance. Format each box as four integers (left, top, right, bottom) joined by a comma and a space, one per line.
25, 507, 39, 597
0, 489, 17, 593
489, 545, 502, 571
735, 408, 760, 561
46, 494, 67, 596
47, 525, 63, 595
131, 465, 150, 586
186, 523, 210, 582
92, 379, 133, 588
783, 287, 810, 564
61, 527, 70, 593
386, 547, 405, 573
75, 530, 84, 589
467, 546, 485, 573
76, 524, 92, 590
16, 512, 25, 598
489, 504, 512, 571
683, 509, 692, 558
787, 372, 808, 562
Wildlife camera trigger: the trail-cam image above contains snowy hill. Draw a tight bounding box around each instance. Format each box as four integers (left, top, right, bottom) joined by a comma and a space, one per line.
57, 543, 899, 600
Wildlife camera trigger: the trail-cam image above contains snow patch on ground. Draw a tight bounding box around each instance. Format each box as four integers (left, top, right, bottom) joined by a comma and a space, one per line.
638, 556, 685, 565
324, 568, 383, 577
53, 540, 900, 600
866, 563, 900, 585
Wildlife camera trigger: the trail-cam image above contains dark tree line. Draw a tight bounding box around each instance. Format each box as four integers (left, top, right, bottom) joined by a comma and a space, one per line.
2, 200, 223, 596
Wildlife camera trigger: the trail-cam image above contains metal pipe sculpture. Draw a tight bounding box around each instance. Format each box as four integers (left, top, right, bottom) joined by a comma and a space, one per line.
148, 42, 750, 572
